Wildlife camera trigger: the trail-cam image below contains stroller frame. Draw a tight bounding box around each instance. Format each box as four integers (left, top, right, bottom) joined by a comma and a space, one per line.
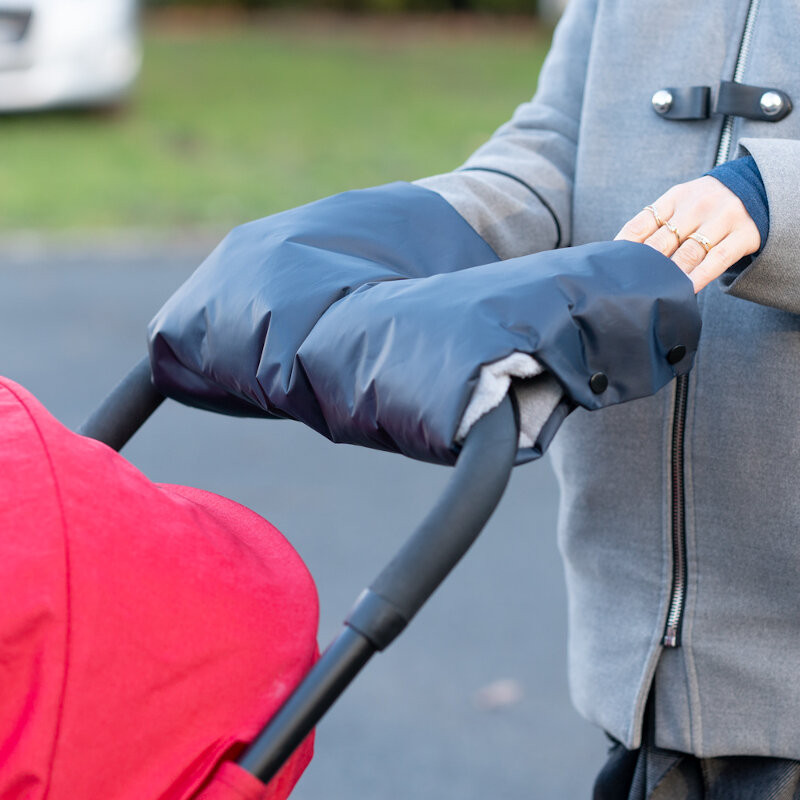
80, 355, 519, 787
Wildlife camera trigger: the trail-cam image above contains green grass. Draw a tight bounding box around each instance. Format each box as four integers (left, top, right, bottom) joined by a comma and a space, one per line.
0, 16, 551, 231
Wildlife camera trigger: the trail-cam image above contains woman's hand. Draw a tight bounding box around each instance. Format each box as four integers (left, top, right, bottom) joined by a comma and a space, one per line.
614, 176, 761, 292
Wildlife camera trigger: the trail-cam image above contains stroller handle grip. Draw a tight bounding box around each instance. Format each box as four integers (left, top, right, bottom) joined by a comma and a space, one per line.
78, 356, 164, 451
238, 394, 519, 783
355, 391, 519, 642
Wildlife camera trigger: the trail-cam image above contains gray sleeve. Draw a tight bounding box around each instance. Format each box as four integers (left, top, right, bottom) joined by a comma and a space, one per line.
415, 0, 599, 259
720, 137, 800, 315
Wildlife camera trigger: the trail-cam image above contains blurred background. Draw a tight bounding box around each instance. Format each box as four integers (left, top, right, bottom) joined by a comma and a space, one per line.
0, 0, 567, 233
0, 0, 609, 798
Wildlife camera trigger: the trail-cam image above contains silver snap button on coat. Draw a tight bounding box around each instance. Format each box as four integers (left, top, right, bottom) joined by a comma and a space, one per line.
651, 89, 673, 114
760, 90, 784, 116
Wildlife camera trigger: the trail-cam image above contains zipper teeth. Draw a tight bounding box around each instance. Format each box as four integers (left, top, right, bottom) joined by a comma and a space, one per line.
733, 0, 761, 82
664, 377, 688, 642
715, 0, 762, 166
662, 0, 760, 649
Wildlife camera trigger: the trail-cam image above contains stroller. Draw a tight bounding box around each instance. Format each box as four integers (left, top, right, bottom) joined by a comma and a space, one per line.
80, 358, 519, 789
0, 183, 701, 798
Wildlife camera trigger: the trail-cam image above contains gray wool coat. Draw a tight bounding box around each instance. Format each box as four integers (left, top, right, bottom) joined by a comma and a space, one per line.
418, 0, 800, 759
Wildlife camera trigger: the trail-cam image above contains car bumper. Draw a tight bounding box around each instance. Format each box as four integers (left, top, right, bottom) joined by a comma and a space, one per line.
0, 37, 141, 111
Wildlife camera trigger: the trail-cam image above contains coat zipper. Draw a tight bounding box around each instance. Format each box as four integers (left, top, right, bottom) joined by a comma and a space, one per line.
662, 0, 762, 649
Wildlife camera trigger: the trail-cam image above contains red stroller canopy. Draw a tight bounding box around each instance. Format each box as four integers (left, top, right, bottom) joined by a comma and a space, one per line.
0, 378, 318, 800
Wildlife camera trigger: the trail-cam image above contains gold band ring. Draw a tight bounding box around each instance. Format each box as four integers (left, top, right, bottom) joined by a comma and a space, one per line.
663, 219, 682, 244
644, 204, 664, 227
688, 231, 712, 254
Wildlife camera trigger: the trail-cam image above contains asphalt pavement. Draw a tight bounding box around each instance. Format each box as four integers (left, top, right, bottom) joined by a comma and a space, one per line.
0, 239, 607, 799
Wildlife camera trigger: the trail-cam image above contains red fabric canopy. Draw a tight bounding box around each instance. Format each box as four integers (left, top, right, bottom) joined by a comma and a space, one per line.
0, 377, 318, 800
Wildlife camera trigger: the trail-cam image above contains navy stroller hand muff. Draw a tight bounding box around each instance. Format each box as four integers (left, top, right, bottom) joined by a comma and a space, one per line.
148, 182, 701, 466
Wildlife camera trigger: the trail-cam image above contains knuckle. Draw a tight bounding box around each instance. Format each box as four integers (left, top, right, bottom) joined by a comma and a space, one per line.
624, 212, 652, 239
694, 193, 719, 216
689, 262, 712, 284
711, 243, 730, 264
670, 181, 696, 202
671, 182, 690, 198
671, 252, 690, 271
673, 242, 703, 269
687, 239, 706, 259
652, 229, 670, 246
618, 222, 635, 237
627, 222, 646, 238
643, 232, 660, 249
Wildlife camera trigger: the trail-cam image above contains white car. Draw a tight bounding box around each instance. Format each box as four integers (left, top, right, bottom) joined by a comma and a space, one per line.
0, 0, 140, 112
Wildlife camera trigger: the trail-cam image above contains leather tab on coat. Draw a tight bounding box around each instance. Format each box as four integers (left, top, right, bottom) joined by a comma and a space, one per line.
652, 82, 793, 123
651, 86, 711, 120
715, 80, 793, 122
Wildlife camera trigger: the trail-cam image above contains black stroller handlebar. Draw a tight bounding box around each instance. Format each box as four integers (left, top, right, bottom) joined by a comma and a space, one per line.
78, 359, 519, 787
78, 356, 164, 449
239, 393, 518, 782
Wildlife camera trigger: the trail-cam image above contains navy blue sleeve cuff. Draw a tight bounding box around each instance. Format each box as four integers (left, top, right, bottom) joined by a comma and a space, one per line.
705, 155, 769, 257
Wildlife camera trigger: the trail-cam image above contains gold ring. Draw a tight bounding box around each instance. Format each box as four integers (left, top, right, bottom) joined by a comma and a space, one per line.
644, 204, 664, 227
688, 231, 712, 254
663, 219, 682, 243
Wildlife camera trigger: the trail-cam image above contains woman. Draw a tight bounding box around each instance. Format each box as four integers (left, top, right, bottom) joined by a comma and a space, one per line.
415, 0, 798, 795
149, 1, 800, 796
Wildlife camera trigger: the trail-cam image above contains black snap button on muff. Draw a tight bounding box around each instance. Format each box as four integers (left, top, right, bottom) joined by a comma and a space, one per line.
589, 372, 609, 394
667, 345, 686, 365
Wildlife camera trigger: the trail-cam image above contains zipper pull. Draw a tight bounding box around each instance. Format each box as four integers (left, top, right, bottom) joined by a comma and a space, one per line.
663, 626, 679, 648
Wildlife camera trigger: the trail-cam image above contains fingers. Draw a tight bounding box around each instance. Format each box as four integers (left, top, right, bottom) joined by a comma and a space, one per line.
644, 217, 685, 257
617, 176, 762, 293
670, 216, 730, 273
684, 230, 756, 292
667, 201, 759, 292
614, 208, 659, 242
615, 197, 675, 243
641, 203, 715, 260
671, 234, 710, 273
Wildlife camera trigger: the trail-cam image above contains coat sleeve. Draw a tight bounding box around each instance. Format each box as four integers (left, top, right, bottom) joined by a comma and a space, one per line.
415, 0, 599, 259
719, 138, 800, 315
